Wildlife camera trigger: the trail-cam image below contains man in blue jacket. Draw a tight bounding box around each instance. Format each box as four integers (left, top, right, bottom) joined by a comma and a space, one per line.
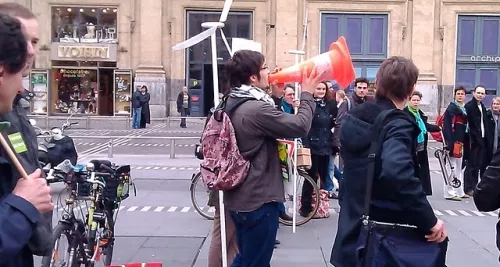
0, 6, 54, 267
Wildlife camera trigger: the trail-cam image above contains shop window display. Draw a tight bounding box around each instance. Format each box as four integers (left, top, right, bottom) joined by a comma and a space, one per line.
114, 70, 133, 115
30, 70, 50, 114
52, 68, 98, 114
52, 6, 118, 43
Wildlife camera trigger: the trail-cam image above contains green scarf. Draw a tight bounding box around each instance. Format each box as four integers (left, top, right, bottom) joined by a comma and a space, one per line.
407, 106, 427, 144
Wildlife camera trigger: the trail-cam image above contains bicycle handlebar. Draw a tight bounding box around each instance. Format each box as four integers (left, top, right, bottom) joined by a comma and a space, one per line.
87, 172, 106, 188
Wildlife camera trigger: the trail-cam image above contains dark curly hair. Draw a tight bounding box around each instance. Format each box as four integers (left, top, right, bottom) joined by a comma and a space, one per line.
0, 13, 27, 74
224, 50, 265, 88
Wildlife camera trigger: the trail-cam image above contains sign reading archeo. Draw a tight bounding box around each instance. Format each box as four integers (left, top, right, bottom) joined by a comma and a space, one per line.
58, 46, 110, 59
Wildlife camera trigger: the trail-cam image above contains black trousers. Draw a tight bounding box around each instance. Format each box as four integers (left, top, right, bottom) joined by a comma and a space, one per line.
300, 154, 329, 214
464, 137, 487, 193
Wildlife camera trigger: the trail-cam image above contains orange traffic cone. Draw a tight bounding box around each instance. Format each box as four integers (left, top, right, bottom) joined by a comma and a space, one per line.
269, 36, 355, 89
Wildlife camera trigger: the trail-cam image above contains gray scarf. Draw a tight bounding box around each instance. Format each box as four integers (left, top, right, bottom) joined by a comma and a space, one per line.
228, 85, 276, 106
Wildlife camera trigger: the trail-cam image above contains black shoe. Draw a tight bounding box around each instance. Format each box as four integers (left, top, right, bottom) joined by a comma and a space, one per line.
275, 239, 281, 245
279, 212, 293, 221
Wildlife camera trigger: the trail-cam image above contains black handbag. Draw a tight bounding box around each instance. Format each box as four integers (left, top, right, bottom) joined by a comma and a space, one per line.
355, 110, 448, 267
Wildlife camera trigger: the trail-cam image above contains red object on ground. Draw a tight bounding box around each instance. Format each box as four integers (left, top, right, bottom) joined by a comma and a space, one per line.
106, 263, 162, 267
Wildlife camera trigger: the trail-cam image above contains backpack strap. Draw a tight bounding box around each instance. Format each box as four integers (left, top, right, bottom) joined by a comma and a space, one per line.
362, 109, 410, 220
224, 97, 254, 115
198, 97, 253, 143
212, 97, 253, 121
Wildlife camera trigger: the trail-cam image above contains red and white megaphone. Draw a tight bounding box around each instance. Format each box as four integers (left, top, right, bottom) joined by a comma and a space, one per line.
269, 36, 356, 89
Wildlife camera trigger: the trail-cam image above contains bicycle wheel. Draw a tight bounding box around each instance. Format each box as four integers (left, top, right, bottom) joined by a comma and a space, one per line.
41, 223, 77, 267
190, 172, 215, 220
98, 209, 115, 266
279, 168, 320, 226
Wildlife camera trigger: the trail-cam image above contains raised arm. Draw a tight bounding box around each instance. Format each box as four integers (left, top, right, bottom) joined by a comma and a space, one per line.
250, 92, 316, 138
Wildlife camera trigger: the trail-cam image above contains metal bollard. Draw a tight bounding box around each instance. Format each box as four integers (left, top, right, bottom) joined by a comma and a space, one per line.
86, 116, 90, 129
170, 139, 175, 158
108, 138, 114, 158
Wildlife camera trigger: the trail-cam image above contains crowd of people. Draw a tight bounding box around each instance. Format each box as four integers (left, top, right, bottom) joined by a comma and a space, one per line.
203, 45, 500, 267
0, 2, 500, 266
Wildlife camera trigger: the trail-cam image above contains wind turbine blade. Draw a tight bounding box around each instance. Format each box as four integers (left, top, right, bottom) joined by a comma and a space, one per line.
219, 0, 233, 23
219, 29, 233, 56
172, 26, 217, 50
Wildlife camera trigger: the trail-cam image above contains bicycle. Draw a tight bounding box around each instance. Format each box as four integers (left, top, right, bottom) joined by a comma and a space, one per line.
189, 167, 320, 226
42, 160, 134, 267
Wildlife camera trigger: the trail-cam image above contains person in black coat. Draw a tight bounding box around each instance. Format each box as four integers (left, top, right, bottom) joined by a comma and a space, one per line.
176, 86, 192, 128
139, 86, 151, 129
299, 81, 336, 218
331, 57, 446, 267
404, 91, 441, 195
464, 85, 492, 195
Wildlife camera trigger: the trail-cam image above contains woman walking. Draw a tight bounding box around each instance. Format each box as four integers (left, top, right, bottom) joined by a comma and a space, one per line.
404, 90, 440, 195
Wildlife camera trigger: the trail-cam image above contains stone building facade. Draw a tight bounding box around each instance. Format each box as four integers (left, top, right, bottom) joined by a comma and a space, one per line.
7, 0, 500, 117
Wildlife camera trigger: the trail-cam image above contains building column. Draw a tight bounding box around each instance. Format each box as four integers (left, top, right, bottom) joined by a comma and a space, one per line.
134, 0, 167, 117
410, 0, 439, 115
274, 0, 299, 68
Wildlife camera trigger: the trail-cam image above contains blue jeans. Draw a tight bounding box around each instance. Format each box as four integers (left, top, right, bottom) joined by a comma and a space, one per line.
325, 155, 343, 192
230, 202, 280, 267
132, 107, 142, 129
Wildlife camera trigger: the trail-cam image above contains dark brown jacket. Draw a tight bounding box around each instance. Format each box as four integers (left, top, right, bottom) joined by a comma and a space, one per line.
224, 92, 316, 212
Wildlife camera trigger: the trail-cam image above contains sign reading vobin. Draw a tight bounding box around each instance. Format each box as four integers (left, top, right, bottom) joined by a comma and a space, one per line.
51, 42, 117, 61
58, 46, 109, 59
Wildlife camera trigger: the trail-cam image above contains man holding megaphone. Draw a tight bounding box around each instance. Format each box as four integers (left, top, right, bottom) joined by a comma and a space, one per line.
221, 49, 327, 267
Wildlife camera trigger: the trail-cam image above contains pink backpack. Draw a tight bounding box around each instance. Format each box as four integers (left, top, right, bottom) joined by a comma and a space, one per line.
200, 97, 253, 191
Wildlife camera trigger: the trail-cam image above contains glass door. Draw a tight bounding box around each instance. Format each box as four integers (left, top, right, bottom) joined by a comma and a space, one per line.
30, 69, 50, 114
113, 70, 133, 115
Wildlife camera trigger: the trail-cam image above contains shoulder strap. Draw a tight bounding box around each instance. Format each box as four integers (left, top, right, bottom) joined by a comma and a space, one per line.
224, 97, 253, 115
362, 109, 407, 219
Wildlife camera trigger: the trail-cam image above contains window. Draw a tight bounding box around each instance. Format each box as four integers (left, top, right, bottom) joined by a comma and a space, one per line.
51, 68, 98, 114
321, 13, 387, 90
187, 11, 253, 64
320, 14, 388, 58
185, 11, 253, 117
52, 6, 118, 43
457, 16, 500, 61
456, 16, 500, 105
342, 63, 379, 93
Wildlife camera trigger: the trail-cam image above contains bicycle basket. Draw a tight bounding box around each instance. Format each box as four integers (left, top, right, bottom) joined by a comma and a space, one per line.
102, 172, 132, 202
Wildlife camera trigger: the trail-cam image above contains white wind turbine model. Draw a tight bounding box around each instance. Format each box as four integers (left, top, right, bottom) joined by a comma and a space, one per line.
172, 0, 234, 108
172, 1, 233, 267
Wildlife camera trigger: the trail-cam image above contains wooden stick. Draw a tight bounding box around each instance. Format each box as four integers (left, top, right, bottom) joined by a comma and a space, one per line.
0, 134, 30, 180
